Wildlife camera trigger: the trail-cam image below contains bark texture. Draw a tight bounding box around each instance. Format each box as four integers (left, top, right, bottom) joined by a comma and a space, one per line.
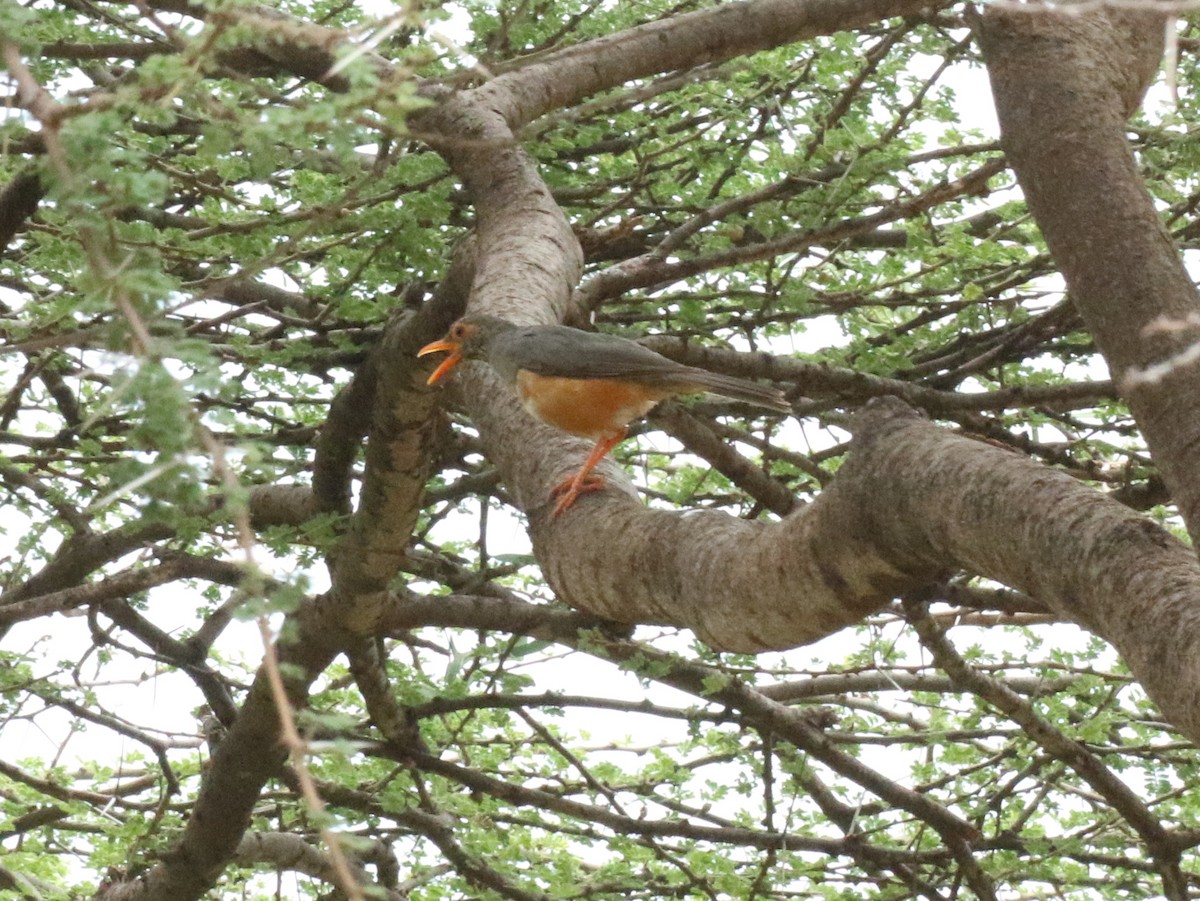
464, 368, 1200, 742
977, 5, 1200, 542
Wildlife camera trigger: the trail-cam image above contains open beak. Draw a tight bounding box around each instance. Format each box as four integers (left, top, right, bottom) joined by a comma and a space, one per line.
417, 338, 463, 385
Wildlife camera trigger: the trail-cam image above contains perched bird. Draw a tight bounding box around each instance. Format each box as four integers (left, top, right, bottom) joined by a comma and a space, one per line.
419, 315, 790, 516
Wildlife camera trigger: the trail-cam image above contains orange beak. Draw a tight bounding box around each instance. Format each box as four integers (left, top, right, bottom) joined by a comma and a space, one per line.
417, 338, 463, 385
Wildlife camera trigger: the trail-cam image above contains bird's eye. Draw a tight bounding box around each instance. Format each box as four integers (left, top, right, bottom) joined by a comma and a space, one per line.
451, 322, 467, 339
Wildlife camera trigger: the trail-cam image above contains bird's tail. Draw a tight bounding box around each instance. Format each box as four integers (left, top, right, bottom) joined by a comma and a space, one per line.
690, 371, 791, 414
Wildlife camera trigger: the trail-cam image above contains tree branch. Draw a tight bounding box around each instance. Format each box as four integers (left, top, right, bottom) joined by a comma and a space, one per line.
975, 6, 1200, 543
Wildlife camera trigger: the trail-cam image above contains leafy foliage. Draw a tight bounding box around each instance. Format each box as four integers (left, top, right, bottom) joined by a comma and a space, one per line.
0, 2, 1197, 900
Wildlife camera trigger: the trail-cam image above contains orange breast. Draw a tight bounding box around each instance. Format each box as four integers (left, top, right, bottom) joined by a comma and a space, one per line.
515, 371, 676, 441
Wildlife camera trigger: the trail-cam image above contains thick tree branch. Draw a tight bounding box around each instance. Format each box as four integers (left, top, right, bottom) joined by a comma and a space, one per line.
100, 608, 342, 901
474, 0, 954, 129
326, 240, 473, 600
458, 384, 1200, 743
109, 236, 469, 897
974, 6, 1200, 542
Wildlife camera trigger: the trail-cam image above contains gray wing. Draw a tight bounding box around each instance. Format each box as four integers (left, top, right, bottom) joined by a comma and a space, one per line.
493, 325, 698, 381
492, 325, 790, 413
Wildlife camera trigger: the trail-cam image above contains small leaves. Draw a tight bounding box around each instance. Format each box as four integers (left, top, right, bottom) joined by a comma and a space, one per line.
0, 3, 1194, 901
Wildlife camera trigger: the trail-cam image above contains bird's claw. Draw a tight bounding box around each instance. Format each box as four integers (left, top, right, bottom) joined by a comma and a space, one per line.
550, 475, 607, 517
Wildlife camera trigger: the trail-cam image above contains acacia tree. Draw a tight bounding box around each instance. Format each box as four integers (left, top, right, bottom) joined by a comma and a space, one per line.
3, 0, 1200, 898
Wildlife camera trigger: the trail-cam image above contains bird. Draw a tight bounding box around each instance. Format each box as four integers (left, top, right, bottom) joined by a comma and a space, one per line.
418, 315, 790, 516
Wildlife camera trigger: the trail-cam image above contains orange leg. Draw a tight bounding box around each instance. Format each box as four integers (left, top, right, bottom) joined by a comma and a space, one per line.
550, 429, 627, 517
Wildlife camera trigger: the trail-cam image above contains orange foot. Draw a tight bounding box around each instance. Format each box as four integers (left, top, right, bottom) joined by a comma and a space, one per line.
550, 473, 607, 517
547, 429, 626, 518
